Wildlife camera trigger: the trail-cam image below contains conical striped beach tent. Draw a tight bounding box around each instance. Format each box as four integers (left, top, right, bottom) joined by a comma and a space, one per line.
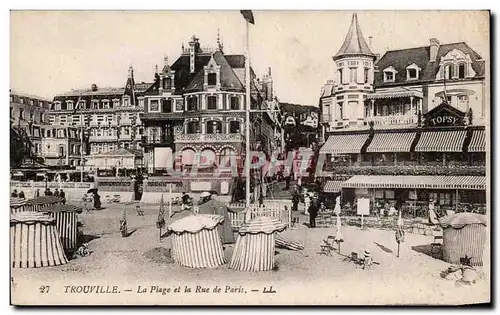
41, 204, 83, 252
168, 214, 226, 268
11, 212, 68, 268
229, 216, 287, 272
10, 197, 31, 214
439, 213, 487, 266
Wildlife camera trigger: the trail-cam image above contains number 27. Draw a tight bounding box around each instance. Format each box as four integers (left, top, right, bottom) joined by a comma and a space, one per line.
39, 286, 50, 293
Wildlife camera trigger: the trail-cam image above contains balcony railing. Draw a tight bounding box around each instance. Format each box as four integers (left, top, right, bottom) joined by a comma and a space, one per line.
142, 135, 174, 145
369, 115, 418, 126
175, 133, 243, 143
89, 135, 118, 141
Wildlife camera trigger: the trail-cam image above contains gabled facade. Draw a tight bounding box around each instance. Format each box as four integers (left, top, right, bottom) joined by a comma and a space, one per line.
140, 35, 282, 182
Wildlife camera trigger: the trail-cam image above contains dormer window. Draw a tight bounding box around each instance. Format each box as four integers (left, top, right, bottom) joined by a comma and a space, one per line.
163, 77, 172, 90
406, 63, 421, 81
207, 73, 217, 86
92, 100, 99, 109
102, 100, 110, 109
458, 63, 466, 79
54, 101, 62, 110
383, 66, 397, 83
123, 96, 130, 107
138, 97, 145, 107
66, 101, 74, 110
444, 64, 454, 80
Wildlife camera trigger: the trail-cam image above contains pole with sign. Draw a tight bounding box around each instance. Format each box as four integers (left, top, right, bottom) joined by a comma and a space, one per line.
357, 197, 370, 230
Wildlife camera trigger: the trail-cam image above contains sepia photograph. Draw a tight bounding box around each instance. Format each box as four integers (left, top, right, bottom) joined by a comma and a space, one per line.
8, 9, 490, 306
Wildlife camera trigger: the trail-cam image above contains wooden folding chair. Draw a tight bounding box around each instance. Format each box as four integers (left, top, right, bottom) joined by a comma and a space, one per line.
431, 234, 443, 257
319, 235, 335, 256
136, 205, 144, 216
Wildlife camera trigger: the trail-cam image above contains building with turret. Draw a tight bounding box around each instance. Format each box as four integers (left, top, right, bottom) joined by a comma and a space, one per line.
317, 13, 487, 214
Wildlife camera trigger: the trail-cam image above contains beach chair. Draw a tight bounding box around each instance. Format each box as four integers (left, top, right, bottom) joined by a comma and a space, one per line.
431, 234, 443, 257
136, 205, 144, 216
319, 235, 335, 256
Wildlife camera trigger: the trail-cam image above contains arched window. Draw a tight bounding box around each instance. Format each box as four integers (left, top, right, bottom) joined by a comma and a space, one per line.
186, 121, 199, 134
200, 149, 216, 167
181, 148, 196, 166
229, 121, 240, 133
59, 145, 65, 157
219, 147, 236, 167
206, 120, 222, 134
444, 64, 454, 80
458, 63, 466, 79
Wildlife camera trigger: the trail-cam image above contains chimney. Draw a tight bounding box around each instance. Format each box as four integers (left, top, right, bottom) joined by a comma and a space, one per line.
128, 65, 134, 79
188, 35, 199, 74
91, 84, 98, 92
368, 36, 373, 50
429, 38, 440, 62
268, 66, 272, 77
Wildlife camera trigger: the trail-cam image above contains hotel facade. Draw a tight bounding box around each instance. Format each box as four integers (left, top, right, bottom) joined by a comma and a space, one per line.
318, 14, 487, 215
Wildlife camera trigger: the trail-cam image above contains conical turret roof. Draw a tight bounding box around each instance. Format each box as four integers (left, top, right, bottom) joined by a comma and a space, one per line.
334, 13, 375, 60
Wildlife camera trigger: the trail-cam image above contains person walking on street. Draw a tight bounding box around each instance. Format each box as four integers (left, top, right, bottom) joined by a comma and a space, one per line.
54, 189, 60, 197
35, 188, 40, 198
308, 198, 319, 228
11, 190, 18, 197
18, 191, 25, 199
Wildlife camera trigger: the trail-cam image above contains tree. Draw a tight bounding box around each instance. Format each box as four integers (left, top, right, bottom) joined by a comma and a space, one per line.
10, 126, 33, 168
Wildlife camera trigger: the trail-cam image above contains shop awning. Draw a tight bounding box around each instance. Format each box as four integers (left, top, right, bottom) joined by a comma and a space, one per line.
367, 132, 417, 153
323, 180, 344, 193
342, 175, 486, 190
319, 133, 370, 155
468, 129, 486, 152
414, 130, 467, 152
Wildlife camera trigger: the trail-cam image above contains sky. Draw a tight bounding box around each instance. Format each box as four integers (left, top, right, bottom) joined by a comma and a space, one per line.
10, 10, 489, 105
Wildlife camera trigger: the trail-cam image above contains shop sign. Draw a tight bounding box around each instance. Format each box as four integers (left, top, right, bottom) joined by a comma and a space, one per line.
429, 115, 460, 126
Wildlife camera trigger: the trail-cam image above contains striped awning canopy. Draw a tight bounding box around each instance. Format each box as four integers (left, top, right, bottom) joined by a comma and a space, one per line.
10, 197, 27, 208
366, 88, 423, 100
320, 133, 370, 155
468, 129, 486, 152
342, 175, 486, 190
237, 217, 287, 235
323, 180, 344, 193
415, 130, 467, 152
367, 132, 417, 153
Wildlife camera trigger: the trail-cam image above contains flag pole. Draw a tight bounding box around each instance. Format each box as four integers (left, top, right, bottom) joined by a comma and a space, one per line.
245, 20, 251, 209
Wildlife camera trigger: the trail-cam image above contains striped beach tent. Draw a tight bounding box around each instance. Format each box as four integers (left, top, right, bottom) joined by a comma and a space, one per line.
439, 213, 487, 266
11, 212, 68, 268
168, 214, 226, 269
41, 204, 83, 252
229, 217, 287, 272
10, 197, 31, 214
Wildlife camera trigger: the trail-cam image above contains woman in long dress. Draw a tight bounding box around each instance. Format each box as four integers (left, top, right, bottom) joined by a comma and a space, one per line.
197, 192, 235, 244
